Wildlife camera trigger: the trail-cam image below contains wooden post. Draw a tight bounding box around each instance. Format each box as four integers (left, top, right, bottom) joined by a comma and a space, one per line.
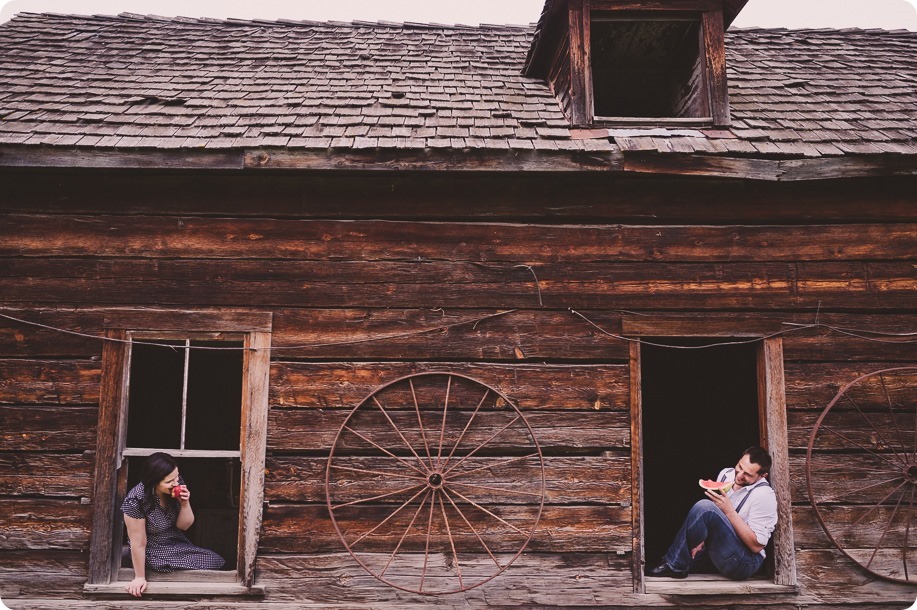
88, 330, 129, 584
757, 338, 797, 586
702, 10, 730, 126
629, 340, 645, 593
568, 0, 593, 126
238, 330, 272, 588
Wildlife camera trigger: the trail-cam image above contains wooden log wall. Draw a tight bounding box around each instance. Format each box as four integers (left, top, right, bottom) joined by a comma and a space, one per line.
0, 170, 915, 608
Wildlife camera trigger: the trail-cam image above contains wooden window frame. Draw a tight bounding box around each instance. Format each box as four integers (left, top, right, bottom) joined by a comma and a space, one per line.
568, 0, 730, 127
627, 323, 796, 595
84, 310, 271, 597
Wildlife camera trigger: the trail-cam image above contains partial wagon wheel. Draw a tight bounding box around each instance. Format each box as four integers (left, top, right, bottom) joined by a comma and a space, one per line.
326, 372, 546, 595
806, 366, 917, 584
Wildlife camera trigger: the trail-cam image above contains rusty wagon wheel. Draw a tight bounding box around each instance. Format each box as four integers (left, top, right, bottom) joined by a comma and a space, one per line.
806, 366, 917, 584
326, 372, 546, 595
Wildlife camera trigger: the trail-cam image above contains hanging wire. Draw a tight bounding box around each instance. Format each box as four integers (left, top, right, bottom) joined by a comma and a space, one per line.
1, 306, 915, 354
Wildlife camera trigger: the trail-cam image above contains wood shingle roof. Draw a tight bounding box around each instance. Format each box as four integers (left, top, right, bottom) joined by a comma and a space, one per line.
0, 12, 915, 175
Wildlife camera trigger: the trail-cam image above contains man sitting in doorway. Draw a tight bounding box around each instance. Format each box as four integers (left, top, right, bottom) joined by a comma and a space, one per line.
647, 446, 777, 580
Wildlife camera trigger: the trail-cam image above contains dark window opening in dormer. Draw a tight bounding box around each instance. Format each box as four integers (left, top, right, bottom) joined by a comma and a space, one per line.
591, 15, 708, 120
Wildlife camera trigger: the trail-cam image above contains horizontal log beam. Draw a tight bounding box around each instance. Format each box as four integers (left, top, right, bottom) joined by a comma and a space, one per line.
267, 454, 631, 505
3, 259, 914, 310
268, 409, 629, 452
4, 215, 914, 263
270, 362, 629, 411
260, 504, 631, 554
0, 406, 97, 451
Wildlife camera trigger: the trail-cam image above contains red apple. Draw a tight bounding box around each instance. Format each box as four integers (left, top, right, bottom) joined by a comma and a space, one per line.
171, 484, 185, 499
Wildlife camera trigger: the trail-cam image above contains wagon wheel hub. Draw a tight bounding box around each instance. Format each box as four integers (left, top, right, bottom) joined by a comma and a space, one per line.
427, 471, 445, 489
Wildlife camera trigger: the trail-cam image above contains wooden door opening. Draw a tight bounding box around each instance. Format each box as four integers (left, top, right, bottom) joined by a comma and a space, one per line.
640, 338, 760, 569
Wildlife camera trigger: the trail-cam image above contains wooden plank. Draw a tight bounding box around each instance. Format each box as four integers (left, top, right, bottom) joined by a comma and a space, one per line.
0, 145, 625, 173
88, 329, 127, 584
239, 330, 272, 588
567, 0, 591, 126
622, 152, 917, 181
266, 454, 631, 505
701, 10, 729, 126
0, 359, 100, 404
256, 552, 634, 606
0, 405, 97, 450
628, 341, 645, 594
0, 498, 92, 549
270, 362, 630, 411
272, 308, 631, 361
788, 410, 911, 451
4, 259, 914, 310
757, 338, 796, 586
260, 504, 632, 554
785, 362, 916, 410
3, 171, 916, 223
84, 582, 265, 596
267, 409, 630, 453
0, 452, 93, 497
645, 578, 795, 594
5, 215, 914, 263
792, 505, 913, 550
789, 452, 914, 505
0, 550, 89, 599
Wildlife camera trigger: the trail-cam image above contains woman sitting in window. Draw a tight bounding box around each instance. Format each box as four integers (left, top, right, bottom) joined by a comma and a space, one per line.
122, 452, 225, 597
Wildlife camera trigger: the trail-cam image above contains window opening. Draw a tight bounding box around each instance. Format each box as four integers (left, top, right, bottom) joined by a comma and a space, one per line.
640, 338, 764, 575
591, 15, 708, 119
121, 338, 245, 573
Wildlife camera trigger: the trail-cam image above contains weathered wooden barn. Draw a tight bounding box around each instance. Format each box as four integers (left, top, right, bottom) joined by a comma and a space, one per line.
0, 0, 915, 607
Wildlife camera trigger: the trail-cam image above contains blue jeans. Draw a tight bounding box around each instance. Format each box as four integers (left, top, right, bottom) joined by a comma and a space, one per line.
662, 499, 764, 580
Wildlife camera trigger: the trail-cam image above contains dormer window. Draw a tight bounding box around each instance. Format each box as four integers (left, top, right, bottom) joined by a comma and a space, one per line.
523, 0, 735, 127
591, 15, 707, 120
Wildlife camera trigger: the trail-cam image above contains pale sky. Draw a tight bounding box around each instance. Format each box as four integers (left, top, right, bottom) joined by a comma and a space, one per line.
1, 0, 917, 30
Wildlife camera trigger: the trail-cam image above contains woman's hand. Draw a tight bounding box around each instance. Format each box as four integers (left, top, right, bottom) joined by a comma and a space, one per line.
126, 576, 147, 597
176, 484, 191, 504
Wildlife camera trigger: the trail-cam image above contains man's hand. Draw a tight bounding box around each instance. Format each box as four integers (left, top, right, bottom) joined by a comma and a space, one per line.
690, 541, 705, 559
705, 489, 736, 516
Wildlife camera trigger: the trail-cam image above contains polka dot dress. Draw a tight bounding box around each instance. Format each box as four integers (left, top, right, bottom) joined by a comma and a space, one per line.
121, 481, 226, 572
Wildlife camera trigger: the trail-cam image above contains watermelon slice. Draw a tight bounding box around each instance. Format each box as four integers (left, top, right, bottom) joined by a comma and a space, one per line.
699, 479, 733, 494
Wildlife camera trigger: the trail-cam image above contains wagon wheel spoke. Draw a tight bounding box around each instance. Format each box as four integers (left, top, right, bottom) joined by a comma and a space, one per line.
326, 372, 545, 595
435, 375, 453, 467
348, 486, 430, 547
863, 482, 908, 571
442, 487, 502, 569
410, 378, 435, 470
447, 452, 541, 481
440, 388, 490, 472
437, 489, 463, 589
442, 415, 522, 477
879, 373, 909, 463
372, 395, 429, 472
807, 366, 917, 584
843, 392, 908, 467
343, 425, 428, 477
380, 489, 431, 578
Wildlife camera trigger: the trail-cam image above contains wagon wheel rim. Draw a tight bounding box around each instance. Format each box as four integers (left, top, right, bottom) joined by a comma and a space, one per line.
326, 372, 546, 595
806, 366, 916, 584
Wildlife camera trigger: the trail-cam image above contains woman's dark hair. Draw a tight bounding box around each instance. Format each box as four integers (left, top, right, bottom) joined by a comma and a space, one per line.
743, 445, 772, 476
139, 451, 178, 512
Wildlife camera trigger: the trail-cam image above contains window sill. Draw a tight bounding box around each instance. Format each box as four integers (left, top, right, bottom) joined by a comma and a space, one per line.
645, 575, 797, 595
84, 580, 265, 597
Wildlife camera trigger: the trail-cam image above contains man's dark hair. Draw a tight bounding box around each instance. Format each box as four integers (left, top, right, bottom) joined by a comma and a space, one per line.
743, 445, 772, 476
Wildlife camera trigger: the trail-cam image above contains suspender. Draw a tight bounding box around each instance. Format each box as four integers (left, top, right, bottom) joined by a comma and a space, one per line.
717, 471, 769, 513
734, 480, 770, 513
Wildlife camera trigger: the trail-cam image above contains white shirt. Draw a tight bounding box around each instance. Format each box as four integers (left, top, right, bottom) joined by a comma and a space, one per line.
717, 467, 778, 557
